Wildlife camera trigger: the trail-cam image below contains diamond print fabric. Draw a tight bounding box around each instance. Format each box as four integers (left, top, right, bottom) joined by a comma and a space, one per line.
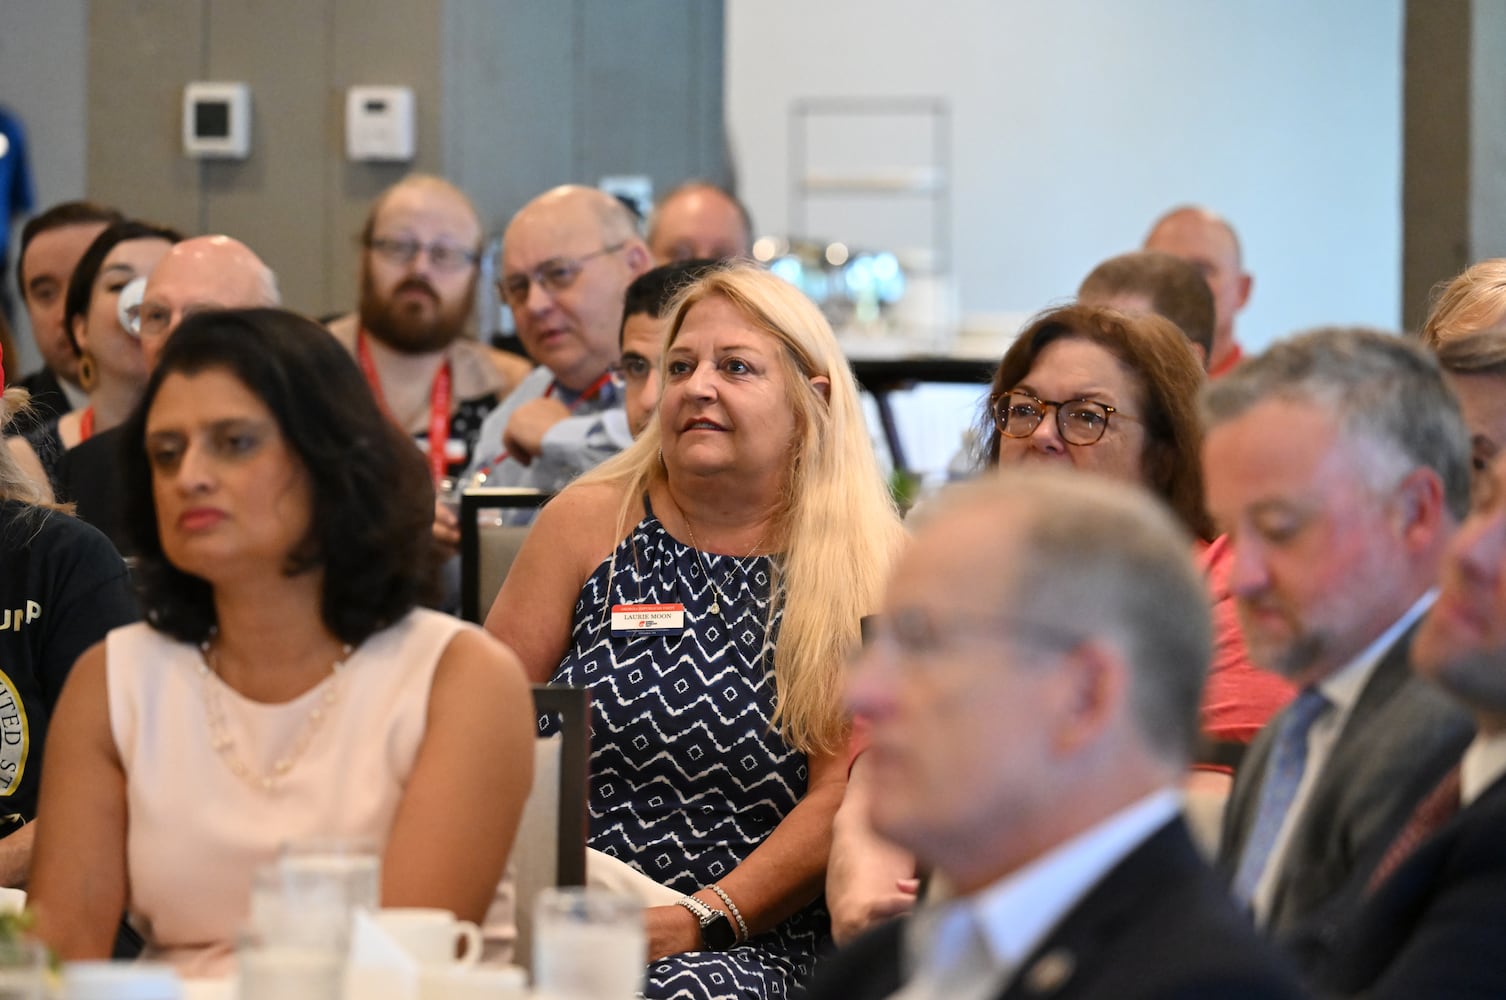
542, 501, 827, 998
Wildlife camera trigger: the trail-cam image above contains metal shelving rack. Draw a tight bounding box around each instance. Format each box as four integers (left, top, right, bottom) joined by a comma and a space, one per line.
788, 96, 951, 273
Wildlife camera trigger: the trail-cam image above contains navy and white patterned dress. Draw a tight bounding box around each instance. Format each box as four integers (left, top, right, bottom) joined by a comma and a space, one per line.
545, 498, 828, 1000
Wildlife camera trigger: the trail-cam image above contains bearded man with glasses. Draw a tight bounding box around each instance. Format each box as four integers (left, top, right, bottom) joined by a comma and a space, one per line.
328, 175, 533, 502
462, 185, 651, 501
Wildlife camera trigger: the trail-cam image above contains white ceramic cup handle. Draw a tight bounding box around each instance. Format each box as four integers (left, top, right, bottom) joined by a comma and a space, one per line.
454, 920, 483, 967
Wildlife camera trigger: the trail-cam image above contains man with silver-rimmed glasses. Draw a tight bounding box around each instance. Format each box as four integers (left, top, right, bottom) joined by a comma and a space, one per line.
463, 185, 652, 499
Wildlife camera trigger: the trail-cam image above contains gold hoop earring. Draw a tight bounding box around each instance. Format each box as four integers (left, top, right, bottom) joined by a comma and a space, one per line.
77, 353, 97, 392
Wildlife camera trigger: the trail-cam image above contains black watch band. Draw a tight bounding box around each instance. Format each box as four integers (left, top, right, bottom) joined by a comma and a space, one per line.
674, 895, 739, 951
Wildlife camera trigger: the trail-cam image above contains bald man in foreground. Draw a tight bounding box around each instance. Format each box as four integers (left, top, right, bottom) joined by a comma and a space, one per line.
1144, 206, 1252, 377
58, 236, 278, 548
463, 185, 651, 497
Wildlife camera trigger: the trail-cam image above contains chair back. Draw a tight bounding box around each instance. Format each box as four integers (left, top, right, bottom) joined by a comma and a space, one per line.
458, 488, 554, 623
505, 684, 589, 972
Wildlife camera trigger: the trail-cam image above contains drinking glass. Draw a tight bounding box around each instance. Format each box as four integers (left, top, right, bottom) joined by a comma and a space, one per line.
0, 939, 45, 1000
248, 838, 380, 954
533, 887, 644, 1000
236, 933, 342, 1000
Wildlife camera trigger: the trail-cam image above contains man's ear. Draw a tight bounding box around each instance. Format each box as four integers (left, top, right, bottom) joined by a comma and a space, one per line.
624, 241, 653, 276
809, 375, 831, 402
1051, 639, 1126, 757
1392, 465, 1448, 551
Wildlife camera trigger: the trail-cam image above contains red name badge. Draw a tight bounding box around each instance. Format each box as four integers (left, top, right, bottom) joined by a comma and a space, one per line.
610, 603, 686, 637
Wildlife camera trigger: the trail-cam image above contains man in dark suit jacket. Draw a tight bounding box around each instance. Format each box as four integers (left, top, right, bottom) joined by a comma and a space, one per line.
803, 470, 1303, 1000
1219, 630, 1470, 960
1318, 449, 1506, 998
1201, 328, 1475, 970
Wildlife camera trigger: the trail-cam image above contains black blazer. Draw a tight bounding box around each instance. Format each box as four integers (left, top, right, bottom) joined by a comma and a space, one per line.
1320, 770, 1506, 999
1217, 627, 1472, 960
54, 424, 130, 553
800, 818, 1306, 1000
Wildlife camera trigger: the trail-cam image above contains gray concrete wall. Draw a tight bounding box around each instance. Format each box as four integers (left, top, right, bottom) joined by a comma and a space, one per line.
0, 0, 91, 373
85, 0, 446, 318
4, 0, 724, 327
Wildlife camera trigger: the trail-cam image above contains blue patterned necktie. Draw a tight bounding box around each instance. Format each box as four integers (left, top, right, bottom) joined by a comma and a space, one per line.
1233, 686, 1331, 906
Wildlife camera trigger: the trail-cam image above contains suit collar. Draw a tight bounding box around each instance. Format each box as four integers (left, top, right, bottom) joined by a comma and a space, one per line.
994, 818, 1203, 999
1331, 617, 1424, 745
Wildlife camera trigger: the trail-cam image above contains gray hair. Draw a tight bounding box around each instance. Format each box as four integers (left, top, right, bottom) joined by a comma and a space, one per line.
1202, 327, 1472, 521
927, 469, 1212, 765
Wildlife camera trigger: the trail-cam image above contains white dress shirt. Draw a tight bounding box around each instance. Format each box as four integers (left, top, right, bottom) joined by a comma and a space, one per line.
1250, 590, 1436, 921
1461, 730, 1506, 806
893, 788, 1182, 1000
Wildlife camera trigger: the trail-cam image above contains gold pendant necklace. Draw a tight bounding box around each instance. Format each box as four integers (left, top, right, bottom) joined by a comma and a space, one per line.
198, 632, 355, 793
678, 509, 768, 617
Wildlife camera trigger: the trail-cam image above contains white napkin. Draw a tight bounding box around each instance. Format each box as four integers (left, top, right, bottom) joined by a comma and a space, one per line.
586, 848, 680, 907
344, 910, 419, 1000
0, 887, 25, 916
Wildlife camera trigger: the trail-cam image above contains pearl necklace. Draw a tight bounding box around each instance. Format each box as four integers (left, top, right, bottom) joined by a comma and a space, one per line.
198, 633, 354, 793
678, 511, 768, 617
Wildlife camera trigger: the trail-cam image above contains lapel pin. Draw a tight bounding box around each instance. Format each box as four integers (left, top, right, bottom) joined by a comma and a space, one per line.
1022, 947, 1076, 995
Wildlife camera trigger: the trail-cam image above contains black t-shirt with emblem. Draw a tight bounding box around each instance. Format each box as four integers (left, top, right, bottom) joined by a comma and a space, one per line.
0, 501, 138, 822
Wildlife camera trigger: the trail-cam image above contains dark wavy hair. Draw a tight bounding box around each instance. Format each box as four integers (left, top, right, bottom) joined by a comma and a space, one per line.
120, 308, 439, 644
63, 219, 184, 354
980, 302, 1213, 541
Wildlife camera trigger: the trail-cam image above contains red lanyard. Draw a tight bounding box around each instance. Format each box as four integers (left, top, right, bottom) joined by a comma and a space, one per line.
78, 406, 95, 442
356, 330, 452, 484
561, 371, 615, 407
472, 370, 616, 481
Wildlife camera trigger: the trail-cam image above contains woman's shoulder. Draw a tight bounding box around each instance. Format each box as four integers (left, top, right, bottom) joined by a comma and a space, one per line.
547, 478, 632, 519
431, 618, 530, 700
536, 479, 644, 555
375, 610, 523, 675
1, 501, 118, 553
104, 622, 183, 662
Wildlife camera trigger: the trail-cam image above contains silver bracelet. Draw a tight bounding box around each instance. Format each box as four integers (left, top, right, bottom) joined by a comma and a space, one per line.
674, 895, 714, 921
707, 884, 749, 943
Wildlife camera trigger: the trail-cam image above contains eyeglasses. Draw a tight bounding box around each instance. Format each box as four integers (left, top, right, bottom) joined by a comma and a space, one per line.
498, 243, 626, 309
130, 301, 219, 340
991, 390, 1137, 447
610, 354, 654, 386
858, 608, 1084, 662
365, 236, 479, 273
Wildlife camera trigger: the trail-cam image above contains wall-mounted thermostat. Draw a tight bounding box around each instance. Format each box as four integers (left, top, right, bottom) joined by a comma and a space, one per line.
346, 86, 415, 162
182, 82, 251, 159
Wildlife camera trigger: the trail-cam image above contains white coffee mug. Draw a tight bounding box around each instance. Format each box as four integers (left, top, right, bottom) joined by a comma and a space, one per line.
373, 907, 483, 967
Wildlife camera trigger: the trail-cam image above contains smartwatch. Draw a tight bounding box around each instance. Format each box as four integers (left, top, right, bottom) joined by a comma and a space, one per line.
674, 895, 738, 951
